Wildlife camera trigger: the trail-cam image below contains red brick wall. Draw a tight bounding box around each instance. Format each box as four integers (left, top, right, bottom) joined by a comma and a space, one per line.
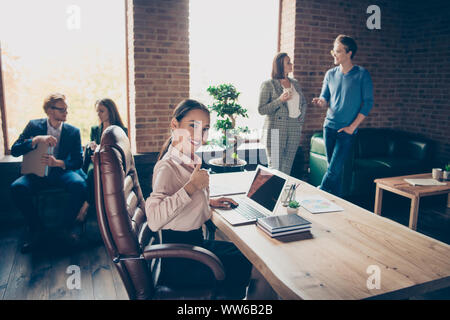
279, 0, 450, 167
398, 1, 450, 163
128, 0, 190, 153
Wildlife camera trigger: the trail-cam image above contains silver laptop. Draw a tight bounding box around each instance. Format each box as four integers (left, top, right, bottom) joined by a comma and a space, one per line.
215, 165, 288, 226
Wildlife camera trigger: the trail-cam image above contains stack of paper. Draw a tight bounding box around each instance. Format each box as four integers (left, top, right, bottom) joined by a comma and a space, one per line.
257, 214, 311, 237
404, 178, 446, 186
298, 194, 344, 214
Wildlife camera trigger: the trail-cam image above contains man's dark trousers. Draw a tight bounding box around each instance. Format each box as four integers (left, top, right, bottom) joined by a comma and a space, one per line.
319, 126, 355, 197
10, 168, 87, 232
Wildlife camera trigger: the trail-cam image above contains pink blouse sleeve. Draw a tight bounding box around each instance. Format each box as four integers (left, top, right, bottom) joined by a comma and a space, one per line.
145, 162, 192, 231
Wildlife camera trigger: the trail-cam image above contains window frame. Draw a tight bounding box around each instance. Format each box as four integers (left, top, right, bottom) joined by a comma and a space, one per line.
0, 1, 130, 156
0, 42, 10, 155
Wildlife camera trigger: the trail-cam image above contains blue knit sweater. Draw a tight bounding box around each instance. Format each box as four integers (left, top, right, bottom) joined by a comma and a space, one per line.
320, 65, 374, 130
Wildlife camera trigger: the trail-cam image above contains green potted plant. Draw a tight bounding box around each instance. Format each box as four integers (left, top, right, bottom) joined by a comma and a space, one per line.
206, 83, 249, 173
287, 200, 300, 214
444, 163, 450, 181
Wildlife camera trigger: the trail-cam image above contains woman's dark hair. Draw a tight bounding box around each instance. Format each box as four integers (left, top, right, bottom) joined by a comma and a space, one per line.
157, 99, 210, 161
271, 52, 289, 79
96, 98, 125, 128
335, 34, 357, 59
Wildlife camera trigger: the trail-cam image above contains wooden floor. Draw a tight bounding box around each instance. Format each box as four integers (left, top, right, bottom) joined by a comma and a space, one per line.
1, 192, 449, 300
0, 227, 128, 300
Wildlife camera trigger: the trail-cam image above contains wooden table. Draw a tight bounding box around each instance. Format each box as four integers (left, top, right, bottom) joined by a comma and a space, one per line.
210, 171, 450, 300
374, 173, 450, 230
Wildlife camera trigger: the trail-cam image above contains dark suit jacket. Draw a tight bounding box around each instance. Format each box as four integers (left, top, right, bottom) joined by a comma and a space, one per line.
11, 118, 83, 171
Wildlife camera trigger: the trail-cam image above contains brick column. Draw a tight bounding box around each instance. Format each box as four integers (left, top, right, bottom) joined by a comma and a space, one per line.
127, 0, 190, 154
0, 49, 5, 156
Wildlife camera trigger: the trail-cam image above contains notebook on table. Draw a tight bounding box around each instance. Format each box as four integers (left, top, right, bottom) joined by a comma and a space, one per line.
257, 214, 311, 237
257, 214, 311, 233
404, 178, 446, 186
215, 165, 289, 226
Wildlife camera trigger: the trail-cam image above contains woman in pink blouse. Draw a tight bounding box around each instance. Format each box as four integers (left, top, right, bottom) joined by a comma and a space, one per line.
145, 99, 252, 299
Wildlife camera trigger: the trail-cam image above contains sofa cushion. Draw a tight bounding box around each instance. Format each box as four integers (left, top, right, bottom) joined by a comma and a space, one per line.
371, 157, 425, 175
308, 128, 434, 198
354, 158, 391, 174
355, 129, 390, 158
310, 132, 326, 156
309, 152, 328, 186
390, 139, 429, 161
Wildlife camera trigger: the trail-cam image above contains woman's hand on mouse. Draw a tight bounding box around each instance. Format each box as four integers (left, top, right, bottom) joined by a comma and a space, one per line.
210, 197, 238, 209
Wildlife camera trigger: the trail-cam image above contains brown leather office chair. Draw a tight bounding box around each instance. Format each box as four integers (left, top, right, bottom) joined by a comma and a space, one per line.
93, 125, 225, 300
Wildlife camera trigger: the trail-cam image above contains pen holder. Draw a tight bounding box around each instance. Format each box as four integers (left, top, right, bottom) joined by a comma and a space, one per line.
281, 184, 293, 207
281, 183, 298, 207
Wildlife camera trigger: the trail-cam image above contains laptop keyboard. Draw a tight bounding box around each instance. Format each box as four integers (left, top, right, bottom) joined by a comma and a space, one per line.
234, 201, 266, 221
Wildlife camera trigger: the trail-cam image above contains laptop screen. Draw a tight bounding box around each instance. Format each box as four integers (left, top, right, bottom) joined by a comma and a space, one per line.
247, 168, 286, 212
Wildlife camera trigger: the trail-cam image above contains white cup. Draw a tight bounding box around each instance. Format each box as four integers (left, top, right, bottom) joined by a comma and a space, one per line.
432, 168, 443, 181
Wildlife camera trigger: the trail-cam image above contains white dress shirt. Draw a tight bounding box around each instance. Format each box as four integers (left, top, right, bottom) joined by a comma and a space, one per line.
46, 118, 63, 157
286, 86, 301, 118
145, 144, 211, 232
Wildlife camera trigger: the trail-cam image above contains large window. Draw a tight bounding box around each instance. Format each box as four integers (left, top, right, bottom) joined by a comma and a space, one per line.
189, 0, 279, 140
0, 0, 127, 149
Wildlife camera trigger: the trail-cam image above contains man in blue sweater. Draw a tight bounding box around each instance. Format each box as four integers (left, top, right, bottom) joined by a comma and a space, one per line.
312, 35, 374, 197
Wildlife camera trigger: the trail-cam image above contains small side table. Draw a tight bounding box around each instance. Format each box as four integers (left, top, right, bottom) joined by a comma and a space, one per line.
374, 173, 450, 230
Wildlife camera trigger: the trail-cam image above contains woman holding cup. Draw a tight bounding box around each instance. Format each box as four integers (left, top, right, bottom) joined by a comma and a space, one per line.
258, 52, 308, 175
145, 99, 254, 298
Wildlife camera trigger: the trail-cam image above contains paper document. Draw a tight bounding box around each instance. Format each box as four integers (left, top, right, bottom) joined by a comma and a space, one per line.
404, 178, 446, 186
298, 194, 344, 213
21, 143, 54, 177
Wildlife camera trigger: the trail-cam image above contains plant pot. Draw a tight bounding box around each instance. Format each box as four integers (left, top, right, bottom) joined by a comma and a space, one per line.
444, 171, 450, 181
286, 207, 299, 214
208, 158, 247, 174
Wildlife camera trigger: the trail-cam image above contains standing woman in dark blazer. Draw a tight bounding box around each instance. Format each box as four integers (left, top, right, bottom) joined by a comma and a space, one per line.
77, 98, 128, 222
258, 52, 307, 175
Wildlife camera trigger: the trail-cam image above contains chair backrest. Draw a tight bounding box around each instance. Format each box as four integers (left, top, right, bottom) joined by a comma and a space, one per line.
93, 125, 155, 300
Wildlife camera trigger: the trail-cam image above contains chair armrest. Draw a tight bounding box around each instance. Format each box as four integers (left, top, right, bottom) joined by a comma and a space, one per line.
142, 243, 226, 281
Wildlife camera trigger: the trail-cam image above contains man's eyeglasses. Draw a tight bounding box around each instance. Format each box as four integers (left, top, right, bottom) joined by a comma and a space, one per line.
330, 49, 347, 56
50, 106, 68, 113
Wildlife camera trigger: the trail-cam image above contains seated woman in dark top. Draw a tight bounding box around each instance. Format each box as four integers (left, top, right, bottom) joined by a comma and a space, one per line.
76, 98, 128, 223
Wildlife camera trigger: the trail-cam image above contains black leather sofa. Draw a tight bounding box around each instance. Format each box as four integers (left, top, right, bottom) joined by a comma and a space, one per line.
309, 128, 434, 198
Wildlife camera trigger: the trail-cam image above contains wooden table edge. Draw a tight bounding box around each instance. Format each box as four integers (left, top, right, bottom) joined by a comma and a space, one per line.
366, 276, 450, 300
211, 173, 450, 300
211, 213, 303, 300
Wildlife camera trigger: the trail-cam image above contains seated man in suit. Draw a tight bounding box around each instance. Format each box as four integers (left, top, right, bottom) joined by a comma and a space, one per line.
10, 93, 87, 253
